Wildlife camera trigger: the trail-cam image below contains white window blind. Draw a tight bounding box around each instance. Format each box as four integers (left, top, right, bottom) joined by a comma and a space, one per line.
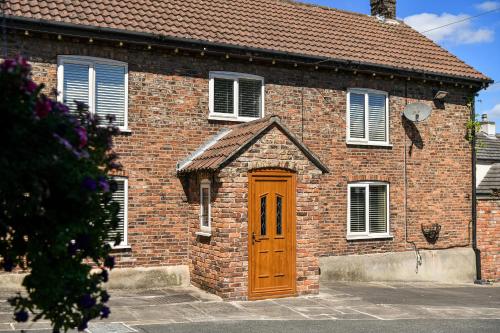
63, 63, 89, 114
238, 79, 262, 118
107, 178, 127, 246
200, 180, 211, 231
209, 72, 264, 121
58, 56, 128, 129
348, 183, 389, 238
369, 185, 387, 234
349, 93, 365, 140
349, 186, 366, 233
213, 78, 234, 114
347, 89, 388, 144
201, 187, 210, 228
368, 94, 387, 142
95, 63, 126, 128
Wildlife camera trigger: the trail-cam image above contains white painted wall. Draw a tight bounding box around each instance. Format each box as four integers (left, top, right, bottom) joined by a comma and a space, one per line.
477, 162, 492, 187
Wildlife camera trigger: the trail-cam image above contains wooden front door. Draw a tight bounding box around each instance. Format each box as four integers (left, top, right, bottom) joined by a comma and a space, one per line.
248, 169, 296, 300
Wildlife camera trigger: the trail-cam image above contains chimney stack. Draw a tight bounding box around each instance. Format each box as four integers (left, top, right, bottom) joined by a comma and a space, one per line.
480, 114, 496, 136
370, 0, 397, 20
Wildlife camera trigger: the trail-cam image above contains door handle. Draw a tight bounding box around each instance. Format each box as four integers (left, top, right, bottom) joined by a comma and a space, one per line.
252, 232, 261, 244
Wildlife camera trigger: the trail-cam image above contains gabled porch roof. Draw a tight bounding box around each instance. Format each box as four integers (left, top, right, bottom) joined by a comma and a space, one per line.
177, 116, 329, 174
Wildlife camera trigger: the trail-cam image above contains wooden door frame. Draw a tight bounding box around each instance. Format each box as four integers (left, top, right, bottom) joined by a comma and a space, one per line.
248, 168, 297, 300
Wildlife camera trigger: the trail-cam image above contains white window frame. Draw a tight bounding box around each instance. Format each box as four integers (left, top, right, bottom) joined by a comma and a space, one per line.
57, 55, 129, 131
198, 179, 212, 236
346, 88, 390, 146
208, 71, 265, 122
347, 181, 392, 240
110, 177, 129, 248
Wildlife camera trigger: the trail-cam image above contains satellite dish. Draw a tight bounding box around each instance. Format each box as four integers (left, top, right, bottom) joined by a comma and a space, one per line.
403, 103, 432, 123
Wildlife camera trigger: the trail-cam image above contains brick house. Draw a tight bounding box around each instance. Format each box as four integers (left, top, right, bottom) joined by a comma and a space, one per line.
2, 0, 494, 299
476, 115, 500, 282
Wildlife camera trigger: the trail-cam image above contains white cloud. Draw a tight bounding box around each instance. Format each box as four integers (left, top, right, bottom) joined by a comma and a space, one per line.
486, 104, 500, 118
404, 12, 494, 45
475, 1, 500, 11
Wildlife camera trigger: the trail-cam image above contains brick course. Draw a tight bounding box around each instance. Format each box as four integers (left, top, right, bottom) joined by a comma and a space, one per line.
6, 34, 475, 297
477, 200, 500, 281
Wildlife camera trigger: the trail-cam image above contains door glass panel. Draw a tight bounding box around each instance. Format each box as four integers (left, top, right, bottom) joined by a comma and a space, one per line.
276, 196, 282, 235
260, 196, 267, 236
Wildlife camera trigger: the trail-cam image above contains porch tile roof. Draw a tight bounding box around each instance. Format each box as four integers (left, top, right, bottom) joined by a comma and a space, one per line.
177, 116, 329, 174
4, 0, 490, 82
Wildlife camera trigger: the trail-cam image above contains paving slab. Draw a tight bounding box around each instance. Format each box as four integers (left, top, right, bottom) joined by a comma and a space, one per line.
0, 282, 500, 331
191, 302, 253, 321
234, 300, 308, 320
12, 321, 52, 331
349, 304, 417, 320
323, 282, 500, 308
128, 304, 204, 323
101, 307, 140, 323
0, 324, 11, 331
87, 322, 136, 333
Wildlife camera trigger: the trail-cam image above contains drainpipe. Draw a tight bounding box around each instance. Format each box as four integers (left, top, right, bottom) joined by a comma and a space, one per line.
471, 97, 482, 283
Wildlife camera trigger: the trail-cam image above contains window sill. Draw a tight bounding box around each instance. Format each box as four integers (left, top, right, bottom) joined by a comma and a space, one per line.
208, 115, 261, 123
346, 234, 393, 241
117, 128, 132, 134
97, 125, 131, 134
110, 244, 132, 252
346, 141, 393, 148
196, 231, 212, 237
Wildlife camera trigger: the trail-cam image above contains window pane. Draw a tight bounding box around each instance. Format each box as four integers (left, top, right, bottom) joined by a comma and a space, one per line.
107, 179, 125, 244
213, 78, 234, 114
95, 63, 126, 127
350, 187, 366, 232
238, 79, 262, 118
276, 196, 282, 235
349, 93, 365, 139
63, 63, 89, 114
368, 93, 386, 142
369, 185, 387, 233
201, 187, 209, 227
260, 196, 267, 236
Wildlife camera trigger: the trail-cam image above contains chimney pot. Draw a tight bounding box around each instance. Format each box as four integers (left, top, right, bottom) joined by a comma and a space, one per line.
370, 0, 396, 20
480, 114, 496, 136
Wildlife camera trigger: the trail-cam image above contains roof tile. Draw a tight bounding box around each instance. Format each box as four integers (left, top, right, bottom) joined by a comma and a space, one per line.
477, 133, 500, 161
478, 163, 500, 197
4, 0, 489, 81
177, 116, 328, 173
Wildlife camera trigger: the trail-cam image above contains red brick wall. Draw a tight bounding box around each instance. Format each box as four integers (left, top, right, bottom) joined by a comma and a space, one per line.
477, 200, 500, 281
8, 35, 473, 272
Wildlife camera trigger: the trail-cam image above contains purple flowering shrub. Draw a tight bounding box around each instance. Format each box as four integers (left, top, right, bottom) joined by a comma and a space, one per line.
0, 56, 121, 332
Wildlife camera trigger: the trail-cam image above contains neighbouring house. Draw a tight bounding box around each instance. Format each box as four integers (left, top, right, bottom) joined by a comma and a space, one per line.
476, 114, 500, 282
1, 0, 494, 299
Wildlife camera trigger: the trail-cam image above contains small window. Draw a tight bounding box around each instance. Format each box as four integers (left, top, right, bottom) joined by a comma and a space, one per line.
57, 56, 128, 130
209, 72, 264, 121
200, 179, 211, 232
347, 89, 389, 145
107, 177, 128, 247
347, 182, 390, 239
276, 196, 282, 235
260, 195, 267, 236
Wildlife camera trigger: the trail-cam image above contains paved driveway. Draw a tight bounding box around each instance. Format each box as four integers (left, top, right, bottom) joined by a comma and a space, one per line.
0, 282, 499, 332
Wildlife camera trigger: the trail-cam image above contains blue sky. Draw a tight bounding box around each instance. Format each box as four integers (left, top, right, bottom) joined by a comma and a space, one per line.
302, 0, 500, 123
